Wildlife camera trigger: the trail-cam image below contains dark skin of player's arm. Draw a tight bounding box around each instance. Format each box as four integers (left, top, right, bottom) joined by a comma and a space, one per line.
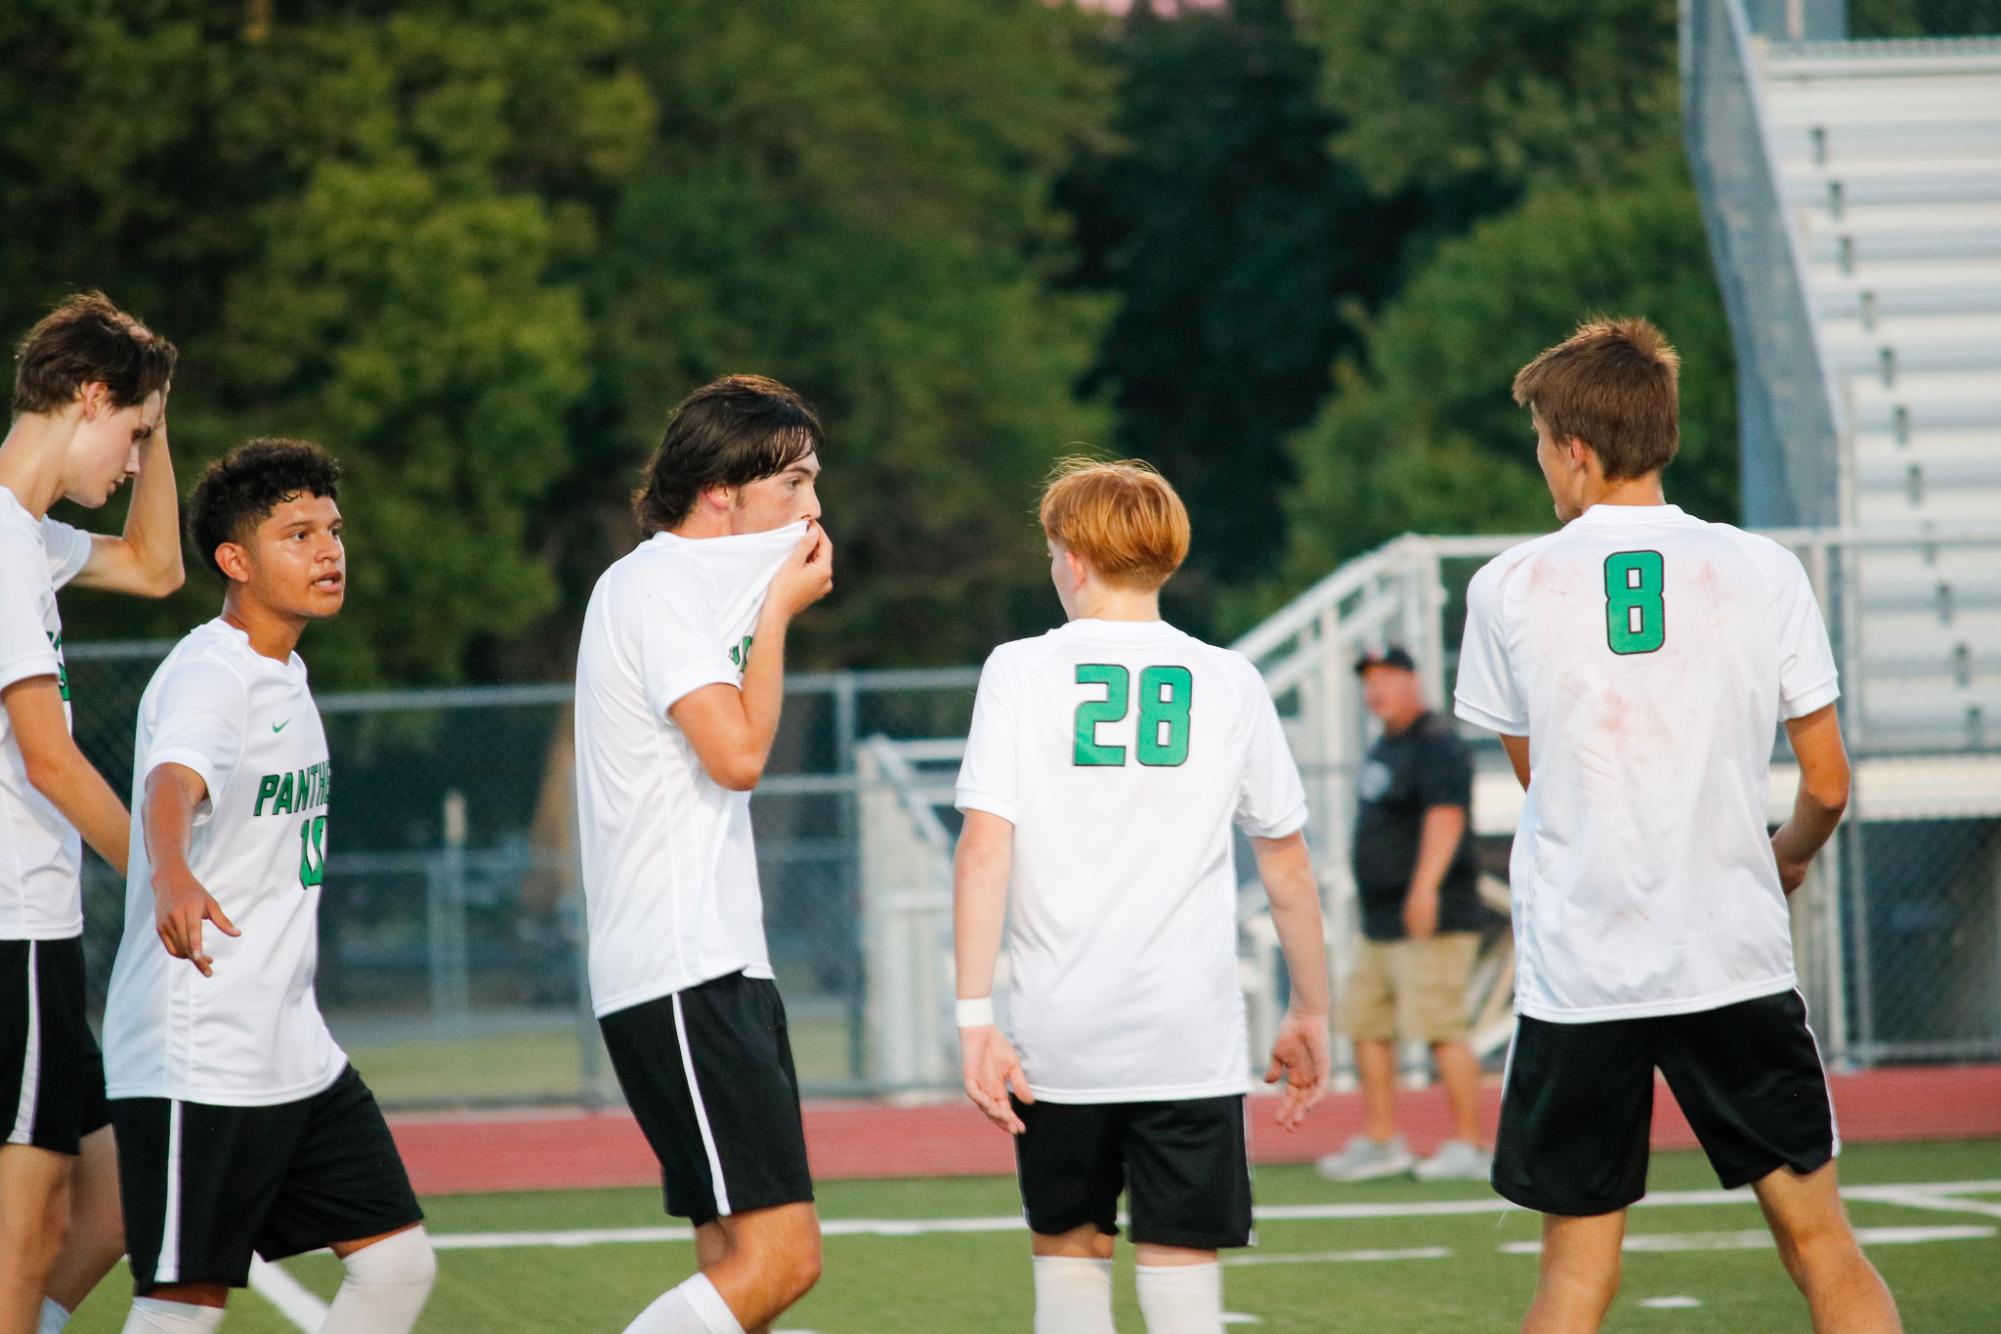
1500, 702, 1849, 895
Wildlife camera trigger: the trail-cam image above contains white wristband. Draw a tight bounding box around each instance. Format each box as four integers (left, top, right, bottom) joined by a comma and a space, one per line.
955, 997, 995, 1028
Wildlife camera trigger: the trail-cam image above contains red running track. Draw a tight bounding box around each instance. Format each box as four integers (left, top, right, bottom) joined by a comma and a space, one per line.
391, 1063, 2001, 1197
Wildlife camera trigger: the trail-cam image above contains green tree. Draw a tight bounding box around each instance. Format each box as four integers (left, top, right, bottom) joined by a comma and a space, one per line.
1058, 0, 1412, 620
1270, 159, 1737, 618
556, 0, 1116, 667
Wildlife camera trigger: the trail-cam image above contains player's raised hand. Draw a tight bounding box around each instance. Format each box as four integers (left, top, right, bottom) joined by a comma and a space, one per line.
769, 519, 835, 617
960, 1024, 1032, 1135
1264, 1007, 1330, 1131
153, 866, 240, 977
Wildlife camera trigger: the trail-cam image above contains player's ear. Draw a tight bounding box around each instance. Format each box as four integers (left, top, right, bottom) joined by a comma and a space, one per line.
1064, 547, 1092, 588
213, 541, 253, 585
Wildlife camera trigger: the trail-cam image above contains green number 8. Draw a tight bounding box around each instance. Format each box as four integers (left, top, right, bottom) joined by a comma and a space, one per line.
1604, 551, 1665, 655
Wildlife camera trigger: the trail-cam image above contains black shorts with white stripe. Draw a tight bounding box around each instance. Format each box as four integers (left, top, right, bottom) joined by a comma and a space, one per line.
111, 1064, 423, 1293
600, 971, 814, 1226
1, 936, 109, 1156
1011, 1094, 1254, 1251
1493, 988, 1838, 1217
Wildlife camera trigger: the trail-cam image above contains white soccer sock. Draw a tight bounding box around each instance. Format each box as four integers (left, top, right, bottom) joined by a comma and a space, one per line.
1136, 1262, 1224, 1334
1031, 1256, 1115, 1334
119, 1298, 225, 1333
622, 1272, 745, 1334
318, 1226, 437, 1334
38, 1298, 71, 1333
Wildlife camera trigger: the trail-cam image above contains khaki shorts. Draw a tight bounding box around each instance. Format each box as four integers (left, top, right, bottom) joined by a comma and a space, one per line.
1343, 932, 1479, 1044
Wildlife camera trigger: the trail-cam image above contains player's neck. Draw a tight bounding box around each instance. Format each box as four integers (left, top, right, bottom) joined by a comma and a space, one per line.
1577, 473, 1668, 511
221, 594, 307, 662
1072, 586, 1161, 623
0, 413, 77, 519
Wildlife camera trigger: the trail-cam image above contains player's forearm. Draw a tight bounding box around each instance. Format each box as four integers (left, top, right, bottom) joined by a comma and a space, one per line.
1405, 806, 1466, 903
952, 826, 1012, 1000
730, 603, 794, 780
1255, 835, 1330, 1014
120, 426, 184, 595
141, 767, 201, 885
1771, 791, 1844, 875
27, 744, 131, 876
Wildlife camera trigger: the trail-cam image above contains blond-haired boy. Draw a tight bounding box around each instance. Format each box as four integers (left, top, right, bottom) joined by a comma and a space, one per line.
952, 459, 1330, 1334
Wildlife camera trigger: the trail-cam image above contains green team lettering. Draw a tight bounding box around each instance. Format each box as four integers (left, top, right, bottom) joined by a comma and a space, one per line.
252, 761, 332, 817
1071, 664, 1192, 768
1604, 550, 1666, 655
728, 634, 754, 668
298, 815, 327, 889
47, 633, 69, 701
1073, 664, 1128, 765
1136, 666, 1193, 767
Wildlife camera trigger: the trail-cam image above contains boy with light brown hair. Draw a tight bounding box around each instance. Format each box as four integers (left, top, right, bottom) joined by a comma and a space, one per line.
1457, 317, 1900, 1333
953, 458, 1330, 1334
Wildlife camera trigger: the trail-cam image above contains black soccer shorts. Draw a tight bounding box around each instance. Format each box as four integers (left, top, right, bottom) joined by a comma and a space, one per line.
1012, 1093, 1254, 1251
1493, 988, 1837, 1217
600, 971, 815, 1226
1, 936, 109, 1156
113, 1064, 424, 1292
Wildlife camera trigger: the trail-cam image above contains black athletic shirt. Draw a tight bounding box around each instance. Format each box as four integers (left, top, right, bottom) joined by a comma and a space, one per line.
1350, 711, 1482, 942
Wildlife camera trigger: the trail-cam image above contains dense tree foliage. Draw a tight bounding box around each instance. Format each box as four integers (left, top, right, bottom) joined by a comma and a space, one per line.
0, 0, 1752, 675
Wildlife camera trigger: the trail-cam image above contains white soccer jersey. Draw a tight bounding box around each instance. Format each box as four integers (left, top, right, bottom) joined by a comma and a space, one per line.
574, 524, 803, 1018
0, 487, 94, 940
1454, 503, 1840, 1024
103, 619, 346, 1105
956, 618, 1309, 1103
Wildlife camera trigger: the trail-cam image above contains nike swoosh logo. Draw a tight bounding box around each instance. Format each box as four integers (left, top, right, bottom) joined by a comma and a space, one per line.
272, 720, 290, 733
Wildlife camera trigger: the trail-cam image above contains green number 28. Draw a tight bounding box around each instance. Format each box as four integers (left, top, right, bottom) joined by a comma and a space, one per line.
1604, 551, 1665, 655
1073, 664, 1192, 767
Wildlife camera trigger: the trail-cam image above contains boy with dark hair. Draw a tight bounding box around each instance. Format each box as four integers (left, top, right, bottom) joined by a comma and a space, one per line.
1456, 318, 1900, 1332
0, 291, 183, 1334
575, 374, 833, 1334
953, 459, 1331, 1334
101, 440, 434, 1334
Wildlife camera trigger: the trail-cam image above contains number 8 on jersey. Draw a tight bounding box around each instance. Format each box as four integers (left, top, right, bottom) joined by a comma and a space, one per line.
1604, 550, 1665, 655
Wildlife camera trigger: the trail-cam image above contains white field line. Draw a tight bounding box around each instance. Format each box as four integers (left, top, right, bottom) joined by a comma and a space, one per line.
1502, 1224, 1993, 1255
248, 1255, 330, 1331
1224, 1246, 1452, 1267
422, 1177, 2001, 1253
1639, 1297, 1703, 1309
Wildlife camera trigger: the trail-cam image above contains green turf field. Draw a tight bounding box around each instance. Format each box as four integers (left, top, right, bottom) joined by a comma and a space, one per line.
66, 1139, 2001, 1332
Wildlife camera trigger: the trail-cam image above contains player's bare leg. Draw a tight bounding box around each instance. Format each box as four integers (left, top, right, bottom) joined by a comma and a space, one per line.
1133, 1243, 1224, 1334
1752, 1161, 1900, 1333
1522, 1209, 1624, 1334
691, 1201, 820, 1333
1431, 1040, 1484, 1145
0, 1145, 70, 1334
1354, 1037, 1399, 1141
43, 1125, 122, 1318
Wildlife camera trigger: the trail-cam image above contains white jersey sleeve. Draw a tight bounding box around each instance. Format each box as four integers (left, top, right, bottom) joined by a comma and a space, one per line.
41, 516, 92, 591
144, 657, 250, 818
0, 525, 60, 694
1453, 558, 1530, 734
1771, 551, 1840, 719
955, 646, 1022, 824
1234, 679, 1308, 839
638, 575, 737, 719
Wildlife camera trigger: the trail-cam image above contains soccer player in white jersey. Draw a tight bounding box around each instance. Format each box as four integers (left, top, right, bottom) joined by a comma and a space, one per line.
954, 460, 1331, 1334
575, 375, 833, 1334
0, 293, 185, 1334
101, 441, 434, 1334
1455, 319, 1901, 1333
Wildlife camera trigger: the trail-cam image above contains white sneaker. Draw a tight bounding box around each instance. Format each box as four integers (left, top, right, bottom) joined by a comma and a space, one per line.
1315, 1134, 1415, 1182
1412, 1139, 1492, 1182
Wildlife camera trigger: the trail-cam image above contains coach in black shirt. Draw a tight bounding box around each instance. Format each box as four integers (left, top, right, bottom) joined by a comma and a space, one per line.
1318, 644, 1491, 1183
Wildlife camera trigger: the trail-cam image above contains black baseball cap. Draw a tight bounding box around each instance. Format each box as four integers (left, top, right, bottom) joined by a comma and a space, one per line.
1354, 643, 1417, 675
